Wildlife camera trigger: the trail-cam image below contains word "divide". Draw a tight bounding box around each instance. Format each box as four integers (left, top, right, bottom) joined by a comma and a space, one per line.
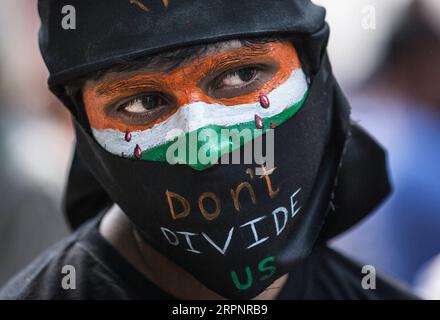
160, 188, 301, 255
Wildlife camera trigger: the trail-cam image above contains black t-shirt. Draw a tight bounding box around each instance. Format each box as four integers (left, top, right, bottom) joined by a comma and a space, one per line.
0, 215, 417, 300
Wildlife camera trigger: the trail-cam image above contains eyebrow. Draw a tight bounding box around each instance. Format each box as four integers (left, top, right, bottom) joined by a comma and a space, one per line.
202, 44, 272, 77
94, 43, 273, 97
96, 78, 164, 96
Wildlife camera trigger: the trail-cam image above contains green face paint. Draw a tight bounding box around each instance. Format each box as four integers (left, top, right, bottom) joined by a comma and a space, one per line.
154, 93, 307, 170
90, 72, 308, 170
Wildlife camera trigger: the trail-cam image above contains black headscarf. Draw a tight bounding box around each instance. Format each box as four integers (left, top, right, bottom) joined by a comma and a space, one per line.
38, 0, 390, 299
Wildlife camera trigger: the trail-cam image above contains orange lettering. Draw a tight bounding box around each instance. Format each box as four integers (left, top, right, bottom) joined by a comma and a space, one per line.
198, 192, 221, 221
230, 182, 257, 212
166, 190, 191, 220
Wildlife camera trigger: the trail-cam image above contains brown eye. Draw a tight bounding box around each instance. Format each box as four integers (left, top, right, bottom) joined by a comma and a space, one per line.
238, 67, 256, 82
110, 93, 175, 126
121, 94, 167, 114
216, 67, 257, 89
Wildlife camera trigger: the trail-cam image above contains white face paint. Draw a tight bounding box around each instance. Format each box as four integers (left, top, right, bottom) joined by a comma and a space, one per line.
83, 40, 308, 169
92, 68, 308, 160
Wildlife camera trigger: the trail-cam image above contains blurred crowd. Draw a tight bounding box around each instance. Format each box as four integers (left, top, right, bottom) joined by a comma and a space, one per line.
330, 0, 440, 299
0, 0, 439, 298
0, 0, 70, 286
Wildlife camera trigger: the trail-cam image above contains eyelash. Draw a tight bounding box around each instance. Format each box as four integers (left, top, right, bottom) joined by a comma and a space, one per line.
117, 93, 167, 113
119, 105, 151, 119
212, 66, 261, 90
113, 65, 265, 116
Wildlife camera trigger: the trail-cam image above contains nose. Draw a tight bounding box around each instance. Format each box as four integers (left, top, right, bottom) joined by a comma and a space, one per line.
174, 87, 214, 107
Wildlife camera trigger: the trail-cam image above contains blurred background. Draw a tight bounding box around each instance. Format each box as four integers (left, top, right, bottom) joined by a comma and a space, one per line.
0, 0, 439, 298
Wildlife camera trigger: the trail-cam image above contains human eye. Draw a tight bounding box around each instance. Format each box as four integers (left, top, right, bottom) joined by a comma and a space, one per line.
111, 92, 174, 126
120, 93, 167, 113
214, 66, 258, 90
207, 63, 278, 99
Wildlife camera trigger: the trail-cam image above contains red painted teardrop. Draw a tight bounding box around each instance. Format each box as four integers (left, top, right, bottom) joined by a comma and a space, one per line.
134, 144, 142, 160
259, 94, 270, 109
270, 122, 275, 129
125, 130, 132, 142
255, 114, 264, 129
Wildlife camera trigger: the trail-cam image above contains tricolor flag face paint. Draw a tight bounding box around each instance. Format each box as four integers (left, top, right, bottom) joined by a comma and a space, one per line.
83, 41, 308, 170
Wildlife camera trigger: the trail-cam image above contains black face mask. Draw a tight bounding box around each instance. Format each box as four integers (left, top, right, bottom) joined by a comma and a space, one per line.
39, 0, 390, 300
70, 53, 345, 299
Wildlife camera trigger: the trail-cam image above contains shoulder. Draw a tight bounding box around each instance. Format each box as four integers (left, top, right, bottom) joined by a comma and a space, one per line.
0, 217, 130, 300
300, 246, 419, 299
0, 233, 77, 299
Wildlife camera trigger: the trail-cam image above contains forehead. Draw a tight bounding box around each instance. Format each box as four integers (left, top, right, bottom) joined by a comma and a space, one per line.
84, 39, 286, 86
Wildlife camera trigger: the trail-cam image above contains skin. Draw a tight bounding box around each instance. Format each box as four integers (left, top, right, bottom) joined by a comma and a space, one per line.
100, 205, 289, 300
83, 40, 301, 132
85, 40, 300, 299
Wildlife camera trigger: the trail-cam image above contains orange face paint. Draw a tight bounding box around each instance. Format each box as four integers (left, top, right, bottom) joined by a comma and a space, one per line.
83, 41, 302, 132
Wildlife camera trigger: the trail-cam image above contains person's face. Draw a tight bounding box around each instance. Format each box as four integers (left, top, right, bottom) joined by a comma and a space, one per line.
81, 40, 305, 165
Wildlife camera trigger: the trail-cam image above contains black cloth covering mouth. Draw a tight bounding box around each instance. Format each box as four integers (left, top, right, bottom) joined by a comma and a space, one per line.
0, 213, 417, 300
33, 0, 415, 299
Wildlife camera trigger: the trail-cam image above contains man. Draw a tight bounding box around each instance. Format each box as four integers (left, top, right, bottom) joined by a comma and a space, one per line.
0, 0, 416, 299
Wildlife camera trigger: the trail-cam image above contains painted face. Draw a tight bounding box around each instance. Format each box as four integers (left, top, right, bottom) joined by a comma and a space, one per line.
83, 40, 308, 170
